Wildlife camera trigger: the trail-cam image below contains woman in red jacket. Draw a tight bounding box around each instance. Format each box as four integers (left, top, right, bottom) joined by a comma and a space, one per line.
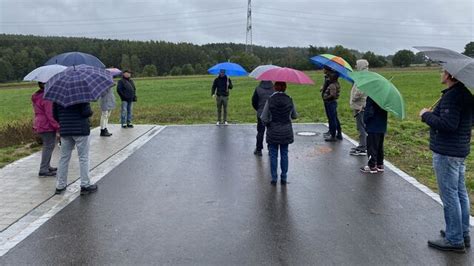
32, 82, 59, 177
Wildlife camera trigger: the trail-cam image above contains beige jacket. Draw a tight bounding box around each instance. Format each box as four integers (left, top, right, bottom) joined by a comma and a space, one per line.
349, 59, 369, 111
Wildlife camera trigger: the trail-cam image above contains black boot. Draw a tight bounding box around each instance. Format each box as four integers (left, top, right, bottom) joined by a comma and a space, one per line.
104, 128, 112, 136
100, 129, 112, 137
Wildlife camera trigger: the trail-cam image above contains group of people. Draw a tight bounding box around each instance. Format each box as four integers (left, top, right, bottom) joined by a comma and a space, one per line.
31, 70, 137, 195
214, 62, 473, 253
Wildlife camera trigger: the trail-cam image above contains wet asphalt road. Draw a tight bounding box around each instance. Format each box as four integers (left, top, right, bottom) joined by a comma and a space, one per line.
1, 124, 473, 265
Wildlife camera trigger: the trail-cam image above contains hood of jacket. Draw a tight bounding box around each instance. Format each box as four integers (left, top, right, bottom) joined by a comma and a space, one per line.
259, 80, 273, 89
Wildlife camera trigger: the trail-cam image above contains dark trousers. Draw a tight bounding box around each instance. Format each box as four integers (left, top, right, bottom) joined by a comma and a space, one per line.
39, 132, 56, 174
256, 117, 266, 151
367, 133, 385, 167
326, 101, 341, 137
216, 96, 228, 122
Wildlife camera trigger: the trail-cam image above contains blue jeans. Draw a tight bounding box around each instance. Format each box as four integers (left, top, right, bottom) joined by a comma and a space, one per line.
433, 152, 470, 245
326, 101, 341, 137
268, 144, 289, 182
121, 101, 133, 125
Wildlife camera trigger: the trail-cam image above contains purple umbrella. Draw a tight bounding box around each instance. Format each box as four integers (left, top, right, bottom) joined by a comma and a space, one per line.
45, 64, 114, 107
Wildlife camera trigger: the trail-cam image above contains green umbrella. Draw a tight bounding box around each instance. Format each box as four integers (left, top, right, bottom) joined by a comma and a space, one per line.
349, 71, 406, 119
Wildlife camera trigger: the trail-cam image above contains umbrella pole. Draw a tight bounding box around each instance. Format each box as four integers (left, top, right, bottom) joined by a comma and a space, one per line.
429, 97, 442, 111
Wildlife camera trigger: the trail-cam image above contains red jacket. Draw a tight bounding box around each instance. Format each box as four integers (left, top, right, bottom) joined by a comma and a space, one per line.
32, 89, 59, 133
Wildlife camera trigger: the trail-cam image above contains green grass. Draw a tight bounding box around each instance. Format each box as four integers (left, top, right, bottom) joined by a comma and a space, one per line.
1, 69, 473, 210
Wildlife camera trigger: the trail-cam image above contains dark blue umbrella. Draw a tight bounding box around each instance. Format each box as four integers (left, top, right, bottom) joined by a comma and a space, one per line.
45, 52, 106, 68
208, 62, 248, 76
44, 64, 114, 107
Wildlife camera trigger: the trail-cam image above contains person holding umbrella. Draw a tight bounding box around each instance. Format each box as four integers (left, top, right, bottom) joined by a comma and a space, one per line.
45, 64, 114, 195
260, 82, 298, 185
212, 69, 233, 125
251, 80, 274, 156
32, 82, 59, 177
420, 70, 473, 253
415, 46, 474, 253
117, 70, 137, 128
323, 67, 343, 142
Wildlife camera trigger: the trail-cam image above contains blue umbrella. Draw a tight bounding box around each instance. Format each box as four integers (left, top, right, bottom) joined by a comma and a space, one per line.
45, 52, 106, 68
208, 62, 248, 76
44, 64, 114, 107
310, 55, 353, 82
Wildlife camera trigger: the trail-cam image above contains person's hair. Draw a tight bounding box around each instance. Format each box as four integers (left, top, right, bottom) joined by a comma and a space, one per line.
38, 82, 45, 89
444, 70, 458, 82
274, 82, 287, 92
327, 71, 339, 82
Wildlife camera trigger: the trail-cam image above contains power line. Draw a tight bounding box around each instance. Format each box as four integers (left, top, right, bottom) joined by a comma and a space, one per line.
0, 6, 246, 25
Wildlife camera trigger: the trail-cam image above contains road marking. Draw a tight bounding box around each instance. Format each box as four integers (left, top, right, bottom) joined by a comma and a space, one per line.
0, 125, 167, 257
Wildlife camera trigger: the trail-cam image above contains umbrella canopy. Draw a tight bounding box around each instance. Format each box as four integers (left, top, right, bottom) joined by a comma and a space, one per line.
414, 46, 474, 88
208, 62, 248, 76
349, 71, 405, 119
249, 65, 281, 78
256, 67, 314, 85
23, 65, 67, 83
44, 64, 114, 107
106, 67, 122, 77
45, 52, 106, 68
310, 54, 353, 82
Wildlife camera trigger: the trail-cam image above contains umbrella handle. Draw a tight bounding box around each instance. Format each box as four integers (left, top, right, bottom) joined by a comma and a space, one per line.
429, 96, 442, 111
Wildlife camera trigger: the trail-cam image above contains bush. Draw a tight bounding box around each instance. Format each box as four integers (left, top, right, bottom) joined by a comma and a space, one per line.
142, 64, 158, 77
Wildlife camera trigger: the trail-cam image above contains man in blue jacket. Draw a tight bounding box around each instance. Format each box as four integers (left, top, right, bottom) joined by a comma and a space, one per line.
360, 97, 387, 174
420, 70, 473, 253
251, 80, 274, 156
53, 102, 97, 195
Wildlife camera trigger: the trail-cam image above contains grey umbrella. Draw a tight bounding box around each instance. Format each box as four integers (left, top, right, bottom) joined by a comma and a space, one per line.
414, 46, 474, 88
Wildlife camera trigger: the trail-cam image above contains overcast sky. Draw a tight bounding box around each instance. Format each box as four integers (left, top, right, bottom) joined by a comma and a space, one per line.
0, 0, 472, 55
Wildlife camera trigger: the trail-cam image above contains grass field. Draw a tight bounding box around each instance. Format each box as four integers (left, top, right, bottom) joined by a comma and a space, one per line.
1, 68, 473, 210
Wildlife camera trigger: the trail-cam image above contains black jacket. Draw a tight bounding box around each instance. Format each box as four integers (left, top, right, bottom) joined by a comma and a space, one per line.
211, 75, 233, 97
364, 97, 387, 133
117, 78, 137, 102
53, 103, 93, 137
261, 92, 298, 145
252, 81, 274, 116
422, 83, 473, 158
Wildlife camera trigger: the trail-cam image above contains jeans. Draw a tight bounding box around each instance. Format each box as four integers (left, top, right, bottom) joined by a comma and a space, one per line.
39, 132, 56, 174
326, 101, 341, 137
121, 101, 133, 125
216, 96, 229, 122
256, 117, 266, 151
367, 133, 384, 168
354, 110, 367, 150
433, 152, 470, 245
100, 110, 111, 129
56, 136, 91, 189
268, 144, 289, 182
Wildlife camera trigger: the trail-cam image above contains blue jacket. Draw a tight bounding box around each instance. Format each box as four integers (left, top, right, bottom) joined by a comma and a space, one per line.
364, 97, 387, 133
53, 103, 93, 137
422, 83, 473, 158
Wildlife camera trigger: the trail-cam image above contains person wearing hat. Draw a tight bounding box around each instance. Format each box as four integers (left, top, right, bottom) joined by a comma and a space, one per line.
420, 69, 473, 253
117, 70, 136, 128
349, 59, 369, 156
211, 69, 233, 125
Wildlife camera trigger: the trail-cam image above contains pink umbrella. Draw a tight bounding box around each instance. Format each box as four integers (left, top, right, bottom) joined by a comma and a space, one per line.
106, 67, 122, 77
256, 67, 315, 85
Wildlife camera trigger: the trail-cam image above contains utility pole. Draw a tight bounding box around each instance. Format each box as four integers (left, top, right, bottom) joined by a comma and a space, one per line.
245, 0, 253, 53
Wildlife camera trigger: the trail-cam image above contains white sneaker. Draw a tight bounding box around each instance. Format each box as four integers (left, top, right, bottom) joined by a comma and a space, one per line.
216, 121, 220, 125
224, 121, 229, 125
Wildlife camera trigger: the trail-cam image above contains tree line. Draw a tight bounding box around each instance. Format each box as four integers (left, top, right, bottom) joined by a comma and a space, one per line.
0, 34, 472, 83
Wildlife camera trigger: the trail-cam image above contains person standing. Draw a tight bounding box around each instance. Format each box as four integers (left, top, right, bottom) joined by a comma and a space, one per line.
212, 69, 233, 125
99, 86, 116, 137
323, 68, 342, 142
53, 102, 97, 195
321, 70, 331, 137
360, 97, 387, 174
420, 70, 472, 253
117, 70, 136, 128
261, 82, 298, 185
251, 80, 274, 156
349, 60, 369, 156
32, 82, 59, 177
